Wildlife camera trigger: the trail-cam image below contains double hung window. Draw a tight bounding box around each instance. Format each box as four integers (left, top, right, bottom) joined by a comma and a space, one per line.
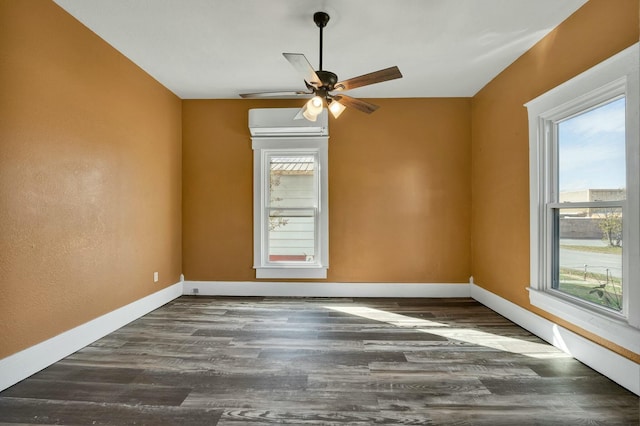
552, 98, 626, 312
252, 137, 328, 279
526, 44, 640, 353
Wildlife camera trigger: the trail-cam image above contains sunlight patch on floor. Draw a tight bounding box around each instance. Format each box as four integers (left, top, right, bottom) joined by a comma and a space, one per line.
325, 305, 572, 359
417, 327, 571, 359
326, 306, 449, 328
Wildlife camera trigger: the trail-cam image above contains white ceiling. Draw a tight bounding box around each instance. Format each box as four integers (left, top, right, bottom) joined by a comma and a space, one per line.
53, 0, 588, 99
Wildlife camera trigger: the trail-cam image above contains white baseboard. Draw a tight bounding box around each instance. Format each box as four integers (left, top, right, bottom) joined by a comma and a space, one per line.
0, 282, 183, 392
182, 281, 470, 298
470, 283, 640, 396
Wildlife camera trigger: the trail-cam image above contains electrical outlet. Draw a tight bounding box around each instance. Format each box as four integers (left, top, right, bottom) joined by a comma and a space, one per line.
153, 272, 159, 282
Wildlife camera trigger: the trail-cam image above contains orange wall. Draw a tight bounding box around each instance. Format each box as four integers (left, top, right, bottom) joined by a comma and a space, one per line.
183, 98, 471, 283
0, 1, 182, 359
471, 0, 640, 359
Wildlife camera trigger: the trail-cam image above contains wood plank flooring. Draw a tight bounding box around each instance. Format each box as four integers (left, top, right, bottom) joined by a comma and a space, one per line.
0, 296, 638, 425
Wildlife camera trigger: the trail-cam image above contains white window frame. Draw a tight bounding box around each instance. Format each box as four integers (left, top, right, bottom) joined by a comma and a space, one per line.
525, 43, 640, 354
252, 137, 329, 279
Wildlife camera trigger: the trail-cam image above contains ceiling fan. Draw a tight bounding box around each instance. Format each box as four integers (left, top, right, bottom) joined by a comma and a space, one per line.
239, 11, 403, 121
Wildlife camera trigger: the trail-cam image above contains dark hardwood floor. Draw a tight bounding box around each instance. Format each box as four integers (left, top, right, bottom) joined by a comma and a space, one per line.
1, 296, 638, 425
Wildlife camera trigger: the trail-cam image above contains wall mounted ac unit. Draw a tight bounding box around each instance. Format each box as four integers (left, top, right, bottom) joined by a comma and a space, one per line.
249, 108, 328, 137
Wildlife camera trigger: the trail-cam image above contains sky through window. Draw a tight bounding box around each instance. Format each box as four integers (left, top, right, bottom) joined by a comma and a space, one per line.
558, 97, 626, 192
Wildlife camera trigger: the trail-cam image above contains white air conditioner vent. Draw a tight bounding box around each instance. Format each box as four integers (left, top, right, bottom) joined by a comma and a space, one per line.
249, 108, 328, 137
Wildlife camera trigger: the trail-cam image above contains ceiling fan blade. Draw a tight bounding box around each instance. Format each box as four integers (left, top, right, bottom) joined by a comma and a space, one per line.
283, 53, 322, 87
239, 90, 313, 99
332, 94, 379, 114
334, 66, 403, 91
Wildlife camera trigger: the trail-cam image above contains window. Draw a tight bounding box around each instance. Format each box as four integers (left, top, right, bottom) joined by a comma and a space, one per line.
267, 154, 318, 263
526, 43, 640, 353
553, 98, 626, 312
252, 137, 328, 279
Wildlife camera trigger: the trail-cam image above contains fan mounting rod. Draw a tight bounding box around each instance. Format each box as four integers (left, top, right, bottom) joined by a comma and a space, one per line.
313, 12, 330, 71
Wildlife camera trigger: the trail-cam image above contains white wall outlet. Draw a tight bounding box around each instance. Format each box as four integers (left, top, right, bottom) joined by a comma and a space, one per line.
153, 272, 159, 282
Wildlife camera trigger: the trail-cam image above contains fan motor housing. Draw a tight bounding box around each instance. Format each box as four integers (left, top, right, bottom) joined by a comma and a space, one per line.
316, 70, 338, 90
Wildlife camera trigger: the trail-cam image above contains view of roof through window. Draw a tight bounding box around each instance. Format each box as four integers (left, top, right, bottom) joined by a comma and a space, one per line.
270, 156, 314, 173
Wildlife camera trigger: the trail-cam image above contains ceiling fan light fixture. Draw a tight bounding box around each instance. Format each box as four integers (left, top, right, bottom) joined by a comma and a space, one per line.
328, 99, 346, 119
302, 108, 317, 122
309, 96, 323, 109
303, 96, 324, 121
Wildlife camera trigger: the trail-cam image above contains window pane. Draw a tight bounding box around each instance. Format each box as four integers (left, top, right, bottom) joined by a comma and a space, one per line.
269, 155, 316, 208
555, 207, 623, 312
558, 97, 626, 201
268, 208, 315, 263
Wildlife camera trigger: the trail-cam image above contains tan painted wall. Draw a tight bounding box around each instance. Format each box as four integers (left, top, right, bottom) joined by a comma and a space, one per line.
471, 0, 640, 360
182, 98, 471, 283
0, 1, 183, 359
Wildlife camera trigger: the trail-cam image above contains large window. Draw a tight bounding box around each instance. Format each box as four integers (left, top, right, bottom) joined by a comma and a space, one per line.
526, 43, 639, 354
553, 97, 626, 312
252, 137, 328, 279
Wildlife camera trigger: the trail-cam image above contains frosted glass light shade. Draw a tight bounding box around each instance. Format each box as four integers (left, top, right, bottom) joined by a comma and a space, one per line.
303, 96, 324, 121
328, 100, 346, 118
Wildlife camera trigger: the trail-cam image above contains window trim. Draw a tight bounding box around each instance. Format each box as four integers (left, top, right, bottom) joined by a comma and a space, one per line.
525, 43, 640, 354
252, 137, 329, 279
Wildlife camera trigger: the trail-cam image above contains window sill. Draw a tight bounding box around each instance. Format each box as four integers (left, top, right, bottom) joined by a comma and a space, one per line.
528, 287, 640, 354
255, 267, 327, 279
